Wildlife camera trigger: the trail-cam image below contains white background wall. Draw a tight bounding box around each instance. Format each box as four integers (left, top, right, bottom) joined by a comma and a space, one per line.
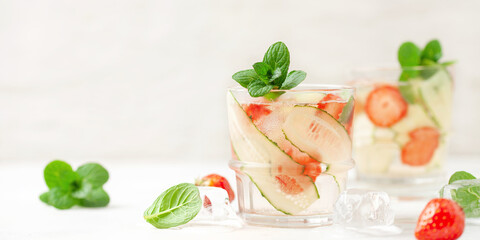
1, 0, 479, 163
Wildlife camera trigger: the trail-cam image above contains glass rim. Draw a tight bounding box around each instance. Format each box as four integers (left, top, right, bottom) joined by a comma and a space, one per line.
228, 84, 354, 94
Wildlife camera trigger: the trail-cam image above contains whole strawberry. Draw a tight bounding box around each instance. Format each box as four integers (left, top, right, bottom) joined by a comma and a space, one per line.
195, 174, 235, 202
415, 198, 465, 240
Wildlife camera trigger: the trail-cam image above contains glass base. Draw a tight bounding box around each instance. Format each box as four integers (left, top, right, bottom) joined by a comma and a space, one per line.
355, 172, 446, 198
241, 212, 333, 228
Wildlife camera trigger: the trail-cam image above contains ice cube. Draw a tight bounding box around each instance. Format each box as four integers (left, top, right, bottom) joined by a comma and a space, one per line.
334, 189, 400, 235
188, 186, 242, 228
440, 179, 480, 223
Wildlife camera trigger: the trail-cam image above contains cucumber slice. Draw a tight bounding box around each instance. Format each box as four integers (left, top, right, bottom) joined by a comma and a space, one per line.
392, 104, 436, 145
282, 106, 352, 164
227, 91, 319, 215
419, 68, 453, 130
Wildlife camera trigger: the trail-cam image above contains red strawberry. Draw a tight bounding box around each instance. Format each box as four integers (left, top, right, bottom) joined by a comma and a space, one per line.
365, 85, 408, 127
195, 174, 235, 203
275, 174, 304, 195
401, 127, 440, 166
317, 94, 346, 119
243, 104, 271, 122
284, 146, 321, 181
415, 198, 465, 240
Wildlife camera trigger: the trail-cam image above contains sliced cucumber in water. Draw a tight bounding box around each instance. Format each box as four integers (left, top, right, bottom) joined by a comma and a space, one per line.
419, 68, 453, 131
282, 106, 352, 164
227, 92, 319, 215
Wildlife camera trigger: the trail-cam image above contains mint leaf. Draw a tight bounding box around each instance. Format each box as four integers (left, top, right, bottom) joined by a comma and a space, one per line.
78, 188, 110, 207
398, 42, 421, 67
442, 61, 456, 67
421, 39, 442, 62
263, 42, 290, 86
280, 70, 306, 90
253, 62, 272, 84
247, 80, 274, 97
40, 160, 110, 209
144, 183, 201, 229
449, 171, 476, 184
42, 188, 78, 210
76, 163, 109, 188
232, 69, 258, 88
338, 96, 354, 124
44, 160, 78, 191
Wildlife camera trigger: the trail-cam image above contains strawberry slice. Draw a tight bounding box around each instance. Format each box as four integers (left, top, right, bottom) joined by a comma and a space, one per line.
284, 146, 321, 181
317, 94, 346, 119
195, 174, 235, 203
365, 85, 408, 127
415, 198, 465, 240
243, 104, 272, 122
401, 127, 440, 166
275, 174, 304, 195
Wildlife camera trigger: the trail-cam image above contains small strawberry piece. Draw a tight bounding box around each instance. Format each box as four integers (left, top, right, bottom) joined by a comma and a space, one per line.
195, 174, 235, 202
275, 174, 304, 195
365, 85, 408, 127
401, 127, 440, 166
284, 146, 321, 181
203, 196, 212, 209
317, 94, 346, 119
244, 104, 271, 122
415, 198, 465, 240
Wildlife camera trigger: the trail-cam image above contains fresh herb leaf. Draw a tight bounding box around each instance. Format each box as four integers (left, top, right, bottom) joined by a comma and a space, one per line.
421, 39, 442, 62
253, 62, 272, 84
232, 42, 306, 98
232, 69, 258, 88
78, 188, 110, 207
398, 42, 421, 67
44, 160, 78, 191
76, 163, 109, 188
247, 80, 274, 97
441, 61, 456, 67
40, 160, 110, 210
263, 42, 290, 86
449, 171, 476, 184
144, 183, 201, 229
41, 188, 79, 210
280, 70, 306, 90
338, 97, 354, 124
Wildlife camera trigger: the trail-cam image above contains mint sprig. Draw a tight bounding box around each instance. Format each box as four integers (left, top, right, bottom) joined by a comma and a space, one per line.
442, 171, 480, 218
397, 39, 454, 103
232, 42, 306, 98
144, 183, 202, 229
39, 160, 110, 209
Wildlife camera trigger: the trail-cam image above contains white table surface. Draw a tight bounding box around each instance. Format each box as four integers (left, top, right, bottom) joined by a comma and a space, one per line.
1, 156, 479, 240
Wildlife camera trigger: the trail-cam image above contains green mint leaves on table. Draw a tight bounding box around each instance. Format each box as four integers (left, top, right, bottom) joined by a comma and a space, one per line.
144, 183, 202, 229
442, 171, 480, 218
232, 41, 306, 98
39, 160, 110, 209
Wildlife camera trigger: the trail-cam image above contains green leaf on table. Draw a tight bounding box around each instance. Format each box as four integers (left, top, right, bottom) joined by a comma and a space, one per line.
40, 160, 110, 209
76, 163, 109, 188
247, 80, 274, 97
44, 160, 79, 191
280, 70, 306, 90
144, 183, 202, 229
449, 171, 476, 184
78, 188, 110, 207
41, 188, 78, 210
338, 96, 355, 124
263, 41, 290, 86
232, 69, 258, 88
421, 39, 442, 62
